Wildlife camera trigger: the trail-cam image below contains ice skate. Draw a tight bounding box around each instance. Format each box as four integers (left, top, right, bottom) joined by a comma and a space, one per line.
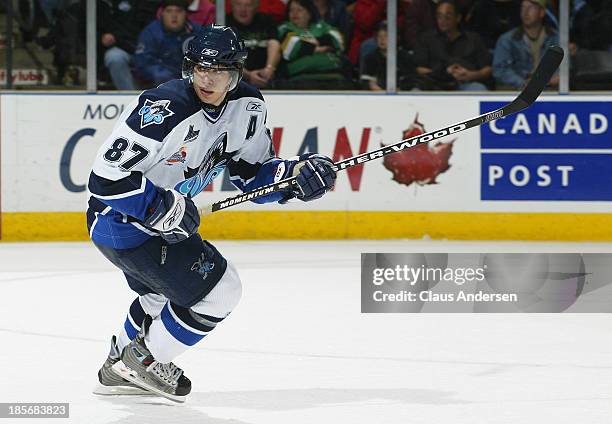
111, 317, 191, 403
93, 335, 151, 396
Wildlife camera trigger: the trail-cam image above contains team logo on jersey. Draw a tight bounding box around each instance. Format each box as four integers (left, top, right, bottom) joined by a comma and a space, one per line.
176, 132, 228, 198
183, 125, 200, 143
191, 252, 215, 280
138, 99, 174, 128
246, 101, 263, 112
166, 146, 187, 165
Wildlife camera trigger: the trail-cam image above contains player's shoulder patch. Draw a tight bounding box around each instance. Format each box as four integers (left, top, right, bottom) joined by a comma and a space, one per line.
138, 98, 174, 128
126, 79, 199, 142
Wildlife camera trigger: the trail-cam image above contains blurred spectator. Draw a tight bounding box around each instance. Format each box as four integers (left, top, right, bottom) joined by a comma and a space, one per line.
226, 0, 281, 88
313, 0, 352, 43
570, 0, 612, 90
400, 0, 436, 51
465, 0, 521, 49
134, 0, 201, 86
542, 0, 560, 31
349, 0, 387, 64
99, 0, 159, 90
361, 23, 416, 90
350, 0, 414, 80
27, 0, 85, 84
571, 0, 612, 51
226, 0, 287, 23
276, 0, 352, 88
492, 0, 558, 89
351, 0, 476, 71
598, 0, 612, 52
49, 0, 86, 86
185, 0, 215, 24
414, 0, 492, 90
38, 0, 62, 26
156, 0, 216, 25
571, 0, 594, 50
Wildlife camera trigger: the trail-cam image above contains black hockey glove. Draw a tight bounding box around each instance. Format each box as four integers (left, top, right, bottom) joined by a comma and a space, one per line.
144, 189, 200, 244
287, 154, 337, 202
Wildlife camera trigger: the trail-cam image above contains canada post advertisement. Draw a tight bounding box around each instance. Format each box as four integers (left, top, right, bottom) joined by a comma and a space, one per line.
480, 101, 611, 201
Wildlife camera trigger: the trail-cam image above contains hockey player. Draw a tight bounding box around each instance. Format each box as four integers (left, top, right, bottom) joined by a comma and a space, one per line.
89, 24, 336, 402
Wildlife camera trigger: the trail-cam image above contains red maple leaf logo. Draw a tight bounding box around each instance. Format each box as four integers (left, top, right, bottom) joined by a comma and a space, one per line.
382, 115, 455, 186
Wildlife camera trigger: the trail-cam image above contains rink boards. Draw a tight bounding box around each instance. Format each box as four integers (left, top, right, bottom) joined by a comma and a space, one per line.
1, 92, 611, 241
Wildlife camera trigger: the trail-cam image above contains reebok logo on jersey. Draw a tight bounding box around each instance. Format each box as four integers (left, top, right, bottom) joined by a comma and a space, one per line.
246, 101, 263, 112
183, 125, 200, 143
138, 99, 174, 128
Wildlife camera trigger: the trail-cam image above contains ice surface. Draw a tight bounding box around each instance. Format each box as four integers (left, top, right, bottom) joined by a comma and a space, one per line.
0, 240, 611, 424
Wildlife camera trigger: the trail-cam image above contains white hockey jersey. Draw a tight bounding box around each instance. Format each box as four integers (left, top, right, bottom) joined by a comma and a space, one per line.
87, 79, 287, 249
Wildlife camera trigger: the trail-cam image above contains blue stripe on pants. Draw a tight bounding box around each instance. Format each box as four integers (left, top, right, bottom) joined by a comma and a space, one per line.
124, 297, 145, 339
160, 303, 207, 346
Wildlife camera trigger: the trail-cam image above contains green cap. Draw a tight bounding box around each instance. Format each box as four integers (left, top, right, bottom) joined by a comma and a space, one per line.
527, 0, 547, 9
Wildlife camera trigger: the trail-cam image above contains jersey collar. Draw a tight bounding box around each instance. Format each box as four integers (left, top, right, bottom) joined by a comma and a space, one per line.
200, 96, 229, 124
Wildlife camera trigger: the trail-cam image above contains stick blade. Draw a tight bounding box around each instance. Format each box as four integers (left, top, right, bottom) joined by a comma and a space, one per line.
517, 46, 564, 107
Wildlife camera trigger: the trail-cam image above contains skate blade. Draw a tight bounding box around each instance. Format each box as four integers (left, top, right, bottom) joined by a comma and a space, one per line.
111, 360, 187, 403
92, 383, 154, 396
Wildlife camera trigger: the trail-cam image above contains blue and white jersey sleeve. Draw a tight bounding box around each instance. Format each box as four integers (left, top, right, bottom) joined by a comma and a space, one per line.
226, 101, 289, 204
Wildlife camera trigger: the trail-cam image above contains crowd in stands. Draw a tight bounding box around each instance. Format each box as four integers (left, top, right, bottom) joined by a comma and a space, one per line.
12, 0, 612, 90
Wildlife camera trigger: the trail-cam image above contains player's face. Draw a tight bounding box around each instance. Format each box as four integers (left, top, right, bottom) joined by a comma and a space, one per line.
193, 65, 233, 106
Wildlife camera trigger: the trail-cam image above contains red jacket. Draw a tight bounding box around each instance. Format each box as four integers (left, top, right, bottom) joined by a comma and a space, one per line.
225, 0, 286, 23
349, 0, 405, 64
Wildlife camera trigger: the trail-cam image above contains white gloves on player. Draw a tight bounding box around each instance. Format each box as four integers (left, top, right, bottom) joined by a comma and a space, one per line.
144, 189, 200, 244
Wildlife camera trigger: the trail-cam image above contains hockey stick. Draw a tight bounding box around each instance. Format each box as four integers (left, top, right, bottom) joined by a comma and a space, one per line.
199, 46, 564, 216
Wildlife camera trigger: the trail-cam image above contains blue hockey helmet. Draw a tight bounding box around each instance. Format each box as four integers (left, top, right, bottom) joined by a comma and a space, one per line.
182, 24, 248, 91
